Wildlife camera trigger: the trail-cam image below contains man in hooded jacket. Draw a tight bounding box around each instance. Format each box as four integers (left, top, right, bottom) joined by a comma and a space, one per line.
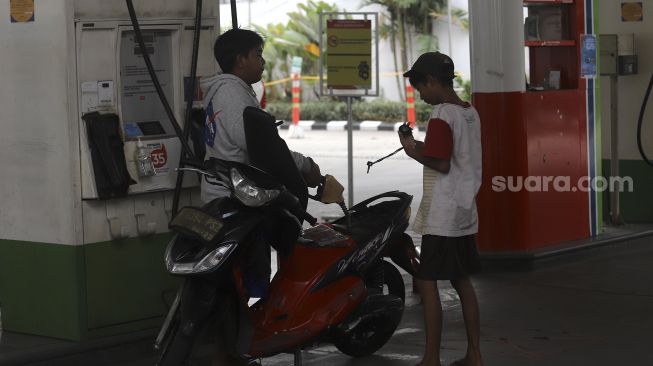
200, 28, 321, 203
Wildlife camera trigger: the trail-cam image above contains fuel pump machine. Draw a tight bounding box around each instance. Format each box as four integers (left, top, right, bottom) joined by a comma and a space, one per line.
470, 0, 602, 256
0, 1, 217, 340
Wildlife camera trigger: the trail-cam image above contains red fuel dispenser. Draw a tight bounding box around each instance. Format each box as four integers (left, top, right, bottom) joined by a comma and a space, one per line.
470, 0, 600, 254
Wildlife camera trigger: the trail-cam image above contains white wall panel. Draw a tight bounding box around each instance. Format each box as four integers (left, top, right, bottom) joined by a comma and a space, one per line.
0, 0, 80, 245
74, 1, 217, 21
598, 0, 653, 160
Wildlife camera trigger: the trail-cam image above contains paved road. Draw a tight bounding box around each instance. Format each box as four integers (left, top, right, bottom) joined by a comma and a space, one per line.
281, 129, 424, 224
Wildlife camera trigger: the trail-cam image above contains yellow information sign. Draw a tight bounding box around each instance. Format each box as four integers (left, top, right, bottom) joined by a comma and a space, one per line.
326, 20, 372, 89
10, 0, 34, 23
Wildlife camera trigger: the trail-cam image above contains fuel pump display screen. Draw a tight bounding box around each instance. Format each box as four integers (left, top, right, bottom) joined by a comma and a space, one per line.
120, 29, 176, 139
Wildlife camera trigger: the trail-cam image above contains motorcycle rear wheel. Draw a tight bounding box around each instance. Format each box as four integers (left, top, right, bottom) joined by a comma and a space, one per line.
335, 260, 405, 357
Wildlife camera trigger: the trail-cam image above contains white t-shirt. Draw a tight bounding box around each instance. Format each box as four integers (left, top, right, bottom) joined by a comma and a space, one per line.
413, 103, 482, 237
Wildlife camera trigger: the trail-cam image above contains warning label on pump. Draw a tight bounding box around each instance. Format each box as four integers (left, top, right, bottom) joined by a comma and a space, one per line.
148, 143, 170, 175
326, 20, 372, 89
10, 0, 34, 23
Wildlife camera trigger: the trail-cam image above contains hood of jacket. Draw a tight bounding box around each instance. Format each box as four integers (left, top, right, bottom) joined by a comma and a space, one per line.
200, 72, 257, 110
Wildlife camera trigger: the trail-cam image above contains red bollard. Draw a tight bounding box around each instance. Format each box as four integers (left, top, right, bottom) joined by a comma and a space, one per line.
405, 83, 416, 128
291, 73, 300, 125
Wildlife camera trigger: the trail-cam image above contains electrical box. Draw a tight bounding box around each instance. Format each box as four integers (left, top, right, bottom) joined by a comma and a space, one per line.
599, 34, 618, 76
600, 34, 637, 76
98, 81, 115, 106
619, 55, 638, 75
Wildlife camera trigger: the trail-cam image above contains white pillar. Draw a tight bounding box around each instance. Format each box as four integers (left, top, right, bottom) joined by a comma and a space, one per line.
469, 0, 526, 93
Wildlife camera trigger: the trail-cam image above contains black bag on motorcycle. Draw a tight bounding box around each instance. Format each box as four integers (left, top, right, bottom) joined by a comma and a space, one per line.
243, 106, 308, 255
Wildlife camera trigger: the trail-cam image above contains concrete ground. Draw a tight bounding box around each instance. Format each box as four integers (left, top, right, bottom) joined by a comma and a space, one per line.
2, 130, 653, 365
2, 233, 652, 366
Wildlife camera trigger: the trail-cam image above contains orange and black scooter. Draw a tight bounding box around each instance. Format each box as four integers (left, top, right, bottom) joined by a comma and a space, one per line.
154, 154, 419, 365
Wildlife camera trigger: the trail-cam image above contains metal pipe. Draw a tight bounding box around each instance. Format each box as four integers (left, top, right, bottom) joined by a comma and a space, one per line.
347, 96, 354, 208
154, 280, 185, 350
447, 0, 453, 55
172, 0, 203, 217
294, 349, 303, 366
231, 0, 238, 28
375, 12, 379, 98
610, 75, 622, 225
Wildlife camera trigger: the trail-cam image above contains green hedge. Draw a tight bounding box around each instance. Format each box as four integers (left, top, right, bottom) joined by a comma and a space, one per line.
265, 99, 432, 124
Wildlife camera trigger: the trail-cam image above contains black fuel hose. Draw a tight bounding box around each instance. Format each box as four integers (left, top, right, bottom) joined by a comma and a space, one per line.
125, 0, 195, 161
172, 0, 203, 216
637, 73, 653, 168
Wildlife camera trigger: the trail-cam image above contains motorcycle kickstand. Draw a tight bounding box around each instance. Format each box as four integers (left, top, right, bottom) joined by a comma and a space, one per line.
293, 349, 302, 366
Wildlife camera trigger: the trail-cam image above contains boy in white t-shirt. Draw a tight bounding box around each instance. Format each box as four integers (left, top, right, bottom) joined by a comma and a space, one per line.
399, 52, 484, 366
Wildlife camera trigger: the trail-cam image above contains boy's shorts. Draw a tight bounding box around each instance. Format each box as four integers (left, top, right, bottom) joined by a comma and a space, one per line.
416, 234, 482, 281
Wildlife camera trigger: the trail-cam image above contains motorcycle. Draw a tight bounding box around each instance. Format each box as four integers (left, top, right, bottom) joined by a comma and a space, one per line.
154, 158, 420, 365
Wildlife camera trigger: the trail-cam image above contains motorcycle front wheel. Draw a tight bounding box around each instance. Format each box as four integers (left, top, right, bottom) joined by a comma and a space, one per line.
157, 311, 233, 366
334, 260, 405, 357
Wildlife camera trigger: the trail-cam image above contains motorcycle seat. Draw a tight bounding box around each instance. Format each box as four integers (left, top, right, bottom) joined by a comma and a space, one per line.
331, 199, 403, 244
299, 224, 350, 248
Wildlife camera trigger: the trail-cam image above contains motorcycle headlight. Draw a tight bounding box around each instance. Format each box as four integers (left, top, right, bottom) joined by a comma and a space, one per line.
166, 242, 235, 274
230, 168, 280, 207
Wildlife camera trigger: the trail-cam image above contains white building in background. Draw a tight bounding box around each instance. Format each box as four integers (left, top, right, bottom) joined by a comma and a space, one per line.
219, 0, 470, 102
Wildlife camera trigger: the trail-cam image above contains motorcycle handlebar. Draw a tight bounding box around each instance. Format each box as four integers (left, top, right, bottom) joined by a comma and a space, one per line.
174, 167, 214, 178
278, 191, 318, 226
180, 159, 205, 169
176, 160, 321, 226
303, 212, 318, 226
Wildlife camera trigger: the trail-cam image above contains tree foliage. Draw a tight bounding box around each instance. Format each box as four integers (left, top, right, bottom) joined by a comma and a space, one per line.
254, 0, 339, 100
362, 0, 470, 101
254, 0, 470, 102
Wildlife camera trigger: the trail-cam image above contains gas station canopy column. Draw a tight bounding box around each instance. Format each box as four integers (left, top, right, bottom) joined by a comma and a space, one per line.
0, 0, 217, 340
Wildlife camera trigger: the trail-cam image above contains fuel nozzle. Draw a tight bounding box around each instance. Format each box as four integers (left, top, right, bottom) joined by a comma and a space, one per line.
308, 175, 351, 226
